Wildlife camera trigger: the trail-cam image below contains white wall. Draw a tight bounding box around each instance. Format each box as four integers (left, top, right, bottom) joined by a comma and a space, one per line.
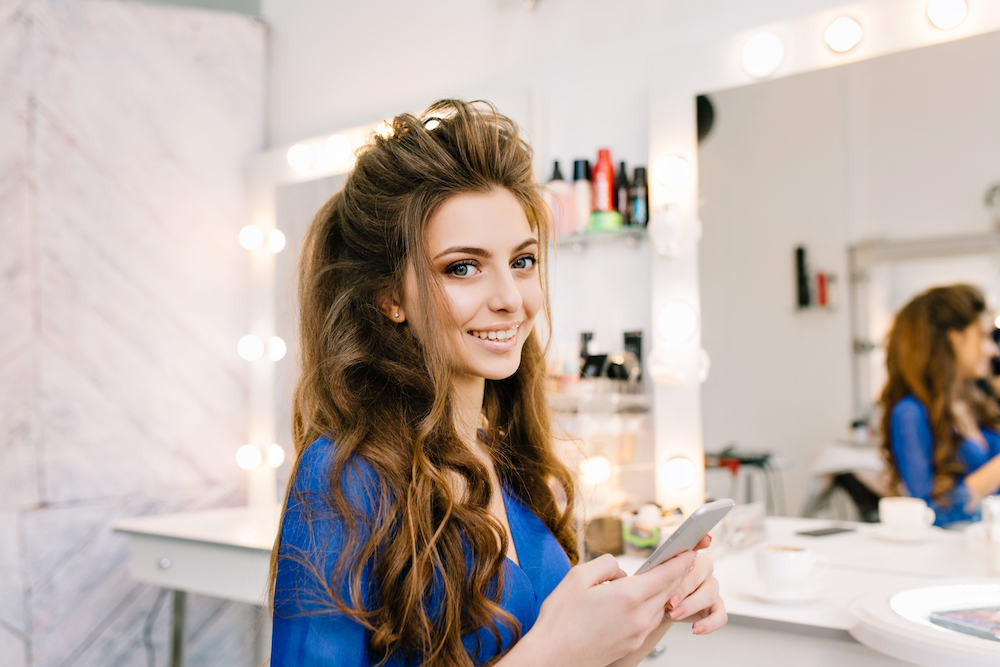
698, 29, 1000, 513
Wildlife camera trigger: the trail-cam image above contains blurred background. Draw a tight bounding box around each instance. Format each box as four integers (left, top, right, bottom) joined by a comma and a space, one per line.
2, 0, 999, 665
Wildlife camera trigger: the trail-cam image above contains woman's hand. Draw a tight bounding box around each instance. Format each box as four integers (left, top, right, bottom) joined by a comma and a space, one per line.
506, 544, 712, 667
664, 551, 727, 635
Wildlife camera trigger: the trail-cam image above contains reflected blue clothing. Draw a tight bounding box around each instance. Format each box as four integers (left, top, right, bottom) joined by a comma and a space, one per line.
271, 437, 572, 665
890, 395, 1000, 526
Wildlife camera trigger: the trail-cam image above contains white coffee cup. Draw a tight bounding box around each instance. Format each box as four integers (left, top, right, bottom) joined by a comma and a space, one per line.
878, 497, 935, 538
754, 545, 830, 596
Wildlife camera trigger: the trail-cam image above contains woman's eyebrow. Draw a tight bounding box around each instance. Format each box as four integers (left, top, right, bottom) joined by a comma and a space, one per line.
433, 237, 538, 260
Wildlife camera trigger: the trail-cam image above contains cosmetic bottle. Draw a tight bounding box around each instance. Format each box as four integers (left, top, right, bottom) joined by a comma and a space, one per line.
592, 149, 614, 213
573, 160, 592, 235
545, 161, 576, 236
616, 162, 630, 223
629, 167, 649, 227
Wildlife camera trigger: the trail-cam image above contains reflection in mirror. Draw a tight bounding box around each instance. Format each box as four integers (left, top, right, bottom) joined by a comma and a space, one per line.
697, 30, 1000, 516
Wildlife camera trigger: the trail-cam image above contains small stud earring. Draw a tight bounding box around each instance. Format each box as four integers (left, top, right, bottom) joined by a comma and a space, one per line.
394, 312, 400, 319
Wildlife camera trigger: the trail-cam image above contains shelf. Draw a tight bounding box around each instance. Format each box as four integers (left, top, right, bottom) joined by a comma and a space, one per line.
555, 227, 647, 249
549, 392, 652, 414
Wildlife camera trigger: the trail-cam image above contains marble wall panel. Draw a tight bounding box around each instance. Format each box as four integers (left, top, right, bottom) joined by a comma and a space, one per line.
0, 351, 39, 508
0, 623, 28, 667
0, 510, 27, 638
0, 1, 32, 370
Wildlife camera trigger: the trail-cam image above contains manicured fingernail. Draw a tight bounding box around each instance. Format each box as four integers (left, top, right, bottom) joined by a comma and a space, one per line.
689, 553, 698, 572
693, 625, 704, 634
669, 606, 685, 620
668, 595, 680, 609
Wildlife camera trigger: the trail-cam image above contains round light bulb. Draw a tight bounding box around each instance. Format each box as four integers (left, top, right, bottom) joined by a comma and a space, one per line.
268, 229, 286, 253
661, 457, 697, 491
994, 314, 1000, 329
648, 206, 688, 257
656, 300, 698, 346
425, 118, 441, 131
268, 444, 285, 468
238, 225, 264, 250
325, 134, 352, 163
926, 0, 967, 30
375, 121, 393, 139
238, 335, 265, 361
268, 336, 287, 361
579, 456, 612, 486
741, 32, 785, 79
655, 155, 693, 190
236, 444, 262, 470
286, 144, 314, 172
824, 17, 862, 53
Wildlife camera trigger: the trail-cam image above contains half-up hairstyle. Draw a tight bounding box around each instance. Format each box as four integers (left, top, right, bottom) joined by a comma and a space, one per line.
269, 99, 579, 665
879, 284, 1000, 504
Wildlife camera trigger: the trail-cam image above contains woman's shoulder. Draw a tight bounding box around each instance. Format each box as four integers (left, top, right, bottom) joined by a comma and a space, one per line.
288, 436, 383, 513
890, 395, 928, 422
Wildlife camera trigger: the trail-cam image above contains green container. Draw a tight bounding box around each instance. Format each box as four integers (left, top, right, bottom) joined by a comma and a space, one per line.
588, 211, 623, 232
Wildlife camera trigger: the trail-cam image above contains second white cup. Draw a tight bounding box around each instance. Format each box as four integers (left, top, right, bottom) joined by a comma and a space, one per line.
754, 545, 830, 596
879, 496, 935, 538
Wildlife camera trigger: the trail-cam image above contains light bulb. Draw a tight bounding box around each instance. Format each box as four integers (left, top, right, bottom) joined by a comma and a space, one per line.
579, 456, 612, 485
269, 336, 287, 361
425, 118, 441, 131
325, 134, 352, 163
236, 444, 262, 470
824, 17, 862, 53
926, 0, 967, 30
375, 121, 393, 139
697, 348, 711, 383
238, 225, 264, 250
648, 207, 688, 257
661, 457, 697, 490
741, 32, 785, 79
286, 144, 314, 172
268, 444, 285, 468
655, 155, 693, 190
238, 335, 265, 361
656, 301, 698, 346
268, 229, 286, 253
994, 314, 1000, 329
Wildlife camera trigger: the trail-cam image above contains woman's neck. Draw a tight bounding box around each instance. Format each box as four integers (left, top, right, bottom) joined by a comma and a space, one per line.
451, 373, 486, 448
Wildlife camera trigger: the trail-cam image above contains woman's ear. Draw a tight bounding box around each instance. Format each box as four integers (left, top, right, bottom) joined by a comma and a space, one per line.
381, 298, 405, 323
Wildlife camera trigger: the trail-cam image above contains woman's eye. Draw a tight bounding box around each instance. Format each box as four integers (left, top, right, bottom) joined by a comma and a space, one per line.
512, 254, 537, 270
446, 262, 480, 277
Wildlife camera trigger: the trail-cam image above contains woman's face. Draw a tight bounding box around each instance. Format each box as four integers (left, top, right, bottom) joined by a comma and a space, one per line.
402, 188, 542, 381
949, 318, 1000, 379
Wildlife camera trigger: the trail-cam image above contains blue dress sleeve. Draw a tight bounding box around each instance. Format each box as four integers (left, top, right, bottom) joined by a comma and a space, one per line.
271, 439, 382, 666
890, 397, 973, 526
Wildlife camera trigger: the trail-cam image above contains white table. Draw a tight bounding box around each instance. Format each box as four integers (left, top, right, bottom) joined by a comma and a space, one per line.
619, 516, 997, 666
116, 511, 996, 666
113, 505, 281, 667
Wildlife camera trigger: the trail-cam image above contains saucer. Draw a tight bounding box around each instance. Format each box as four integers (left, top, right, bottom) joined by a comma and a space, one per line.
869, 525, 940, 543
740, 579, 829, 605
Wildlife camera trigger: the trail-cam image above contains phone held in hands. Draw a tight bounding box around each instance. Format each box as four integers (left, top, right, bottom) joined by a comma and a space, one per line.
634, 499, 735, 575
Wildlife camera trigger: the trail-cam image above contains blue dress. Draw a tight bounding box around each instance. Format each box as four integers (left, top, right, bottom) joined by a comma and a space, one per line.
271, 437, 572, 665
890, 396, 1000, 526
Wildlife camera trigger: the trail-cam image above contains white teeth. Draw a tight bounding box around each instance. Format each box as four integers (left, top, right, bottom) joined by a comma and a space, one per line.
471, 325, 518, 341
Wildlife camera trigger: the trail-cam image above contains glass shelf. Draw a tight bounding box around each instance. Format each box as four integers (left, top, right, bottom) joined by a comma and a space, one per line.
555, 227, 648, 248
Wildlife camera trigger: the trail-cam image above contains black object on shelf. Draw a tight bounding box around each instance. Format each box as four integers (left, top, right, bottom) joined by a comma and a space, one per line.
795, 246, 811, 308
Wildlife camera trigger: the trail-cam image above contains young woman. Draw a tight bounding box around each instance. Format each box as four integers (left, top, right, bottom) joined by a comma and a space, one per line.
268, 100, 726, 666
880, 284, 1000, 526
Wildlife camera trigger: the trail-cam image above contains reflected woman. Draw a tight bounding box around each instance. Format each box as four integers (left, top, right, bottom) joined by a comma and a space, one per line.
268, 100, 726, 666
880, 284, 1000, 526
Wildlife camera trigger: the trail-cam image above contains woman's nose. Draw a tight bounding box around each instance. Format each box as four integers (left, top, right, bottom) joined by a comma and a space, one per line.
489, 270, 523, 313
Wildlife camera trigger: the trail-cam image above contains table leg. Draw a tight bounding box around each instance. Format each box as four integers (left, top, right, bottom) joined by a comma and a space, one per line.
254, 605, 272, 666
171, 590, 186, 667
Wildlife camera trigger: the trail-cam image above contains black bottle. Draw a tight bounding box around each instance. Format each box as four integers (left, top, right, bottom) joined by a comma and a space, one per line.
615, 161, 630, 223
630, 167, 649, 227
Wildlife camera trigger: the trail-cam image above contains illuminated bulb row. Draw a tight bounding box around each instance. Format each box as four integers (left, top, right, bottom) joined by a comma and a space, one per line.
742, 1, 968, 79
287, 134, 355, 173
238, 335, 287, 361
578, 455, 697, 491
239, 226, 286, 252
236, 443, 285, 470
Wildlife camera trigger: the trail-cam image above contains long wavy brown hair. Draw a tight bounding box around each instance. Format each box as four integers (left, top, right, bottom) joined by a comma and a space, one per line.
879, 284, 1000, 504
268, 99, 579, 665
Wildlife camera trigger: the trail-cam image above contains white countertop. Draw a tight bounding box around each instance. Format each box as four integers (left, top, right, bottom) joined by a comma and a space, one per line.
113, 504, 282, 551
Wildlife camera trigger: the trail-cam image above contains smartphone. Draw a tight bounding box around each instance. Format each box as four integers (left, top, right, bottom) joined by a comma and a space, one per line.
796, 526, 855, 537
634, 499, 735, 575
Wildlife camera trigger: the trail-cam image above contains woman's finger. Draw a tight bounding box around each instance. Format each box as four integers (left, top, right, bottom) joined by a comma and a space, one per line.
664, 554, 713, 611
616, 550, 695, 604
668, 576, 720, 621
693, 534, 712, 551
691, 598, 728, 635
